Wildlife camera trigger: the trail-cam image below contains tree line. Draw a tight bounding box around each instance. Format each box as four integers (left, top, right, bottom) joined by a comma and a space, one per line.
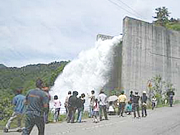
153, 7, 180, 31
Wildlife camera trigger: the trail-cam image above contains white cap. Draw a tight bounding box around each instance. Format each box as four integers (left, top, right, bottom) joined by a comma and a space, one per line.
143, 91, 146, 94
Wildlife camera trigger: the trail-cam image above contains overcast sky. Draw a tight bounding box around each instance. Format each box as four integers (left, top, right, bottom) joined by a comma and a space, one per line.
0, 0, 179, 67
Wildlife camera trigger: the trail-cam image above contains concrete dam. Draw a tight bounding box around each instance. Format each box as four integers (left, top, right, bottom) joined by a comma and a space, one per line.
101, 17, 180, 99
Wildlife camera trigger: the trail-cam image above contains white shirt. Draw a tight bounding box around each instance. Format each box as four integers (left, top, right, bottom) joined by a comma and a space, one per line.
108, 106, 114, 112
54, 99, 61, 109
98, 93, 107, 106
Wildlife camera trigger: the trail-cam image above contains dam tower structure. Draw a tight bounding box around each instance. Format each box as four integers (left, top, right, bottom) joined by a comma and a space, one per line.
100, 17, 180, 98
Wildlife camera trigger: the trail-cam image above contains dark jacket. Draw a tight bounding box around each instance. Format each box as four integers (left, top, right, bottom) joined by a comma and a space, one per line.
133, 95, 140, 104
68, 92, 78, 108
130, 94, 134, 102
77, 98, 85, 110
167, 91, 175, 97
76, 98, 83, 109
141, 94, 147, 103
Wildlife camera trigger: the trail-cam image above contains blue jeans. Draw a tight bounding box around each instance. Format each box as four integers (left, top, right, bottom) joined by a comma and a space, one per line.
54, 108, 60, 122
89, 106, 93, 117
77, 108, 83, 123
169, 97, 173, 107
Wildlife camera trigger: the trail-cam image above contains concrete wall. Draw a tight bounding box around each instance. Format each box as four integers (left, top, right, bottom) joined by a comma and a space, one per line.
121, 17, 180, 98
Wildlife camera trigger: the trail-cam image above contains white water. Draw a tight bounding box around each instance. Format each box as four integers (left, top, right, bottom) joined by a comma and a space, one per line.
50, 35, 122, 112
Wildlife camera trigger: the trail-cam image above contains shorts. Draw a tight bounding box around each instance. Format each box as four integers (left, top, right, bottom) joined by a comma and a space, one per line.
93, 111, 99, 116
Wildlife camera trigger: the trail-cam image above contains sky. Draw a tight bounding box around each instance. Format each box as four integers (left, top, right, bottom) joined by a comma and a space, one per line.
0, 0, 179, 67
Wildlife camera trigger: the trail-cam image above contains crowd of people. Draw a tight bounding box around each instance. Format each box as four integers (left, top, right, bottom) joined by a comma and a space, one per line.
3, 78, 176, 135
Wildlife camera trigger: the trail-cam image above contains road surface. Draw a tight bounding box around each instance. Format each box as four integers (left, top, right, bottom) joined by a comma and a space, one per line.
1, 104, 180, 135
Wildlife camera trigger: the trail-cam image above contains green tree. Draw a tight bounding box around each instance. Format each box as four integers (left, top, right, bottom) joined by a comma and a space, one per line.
0, 93, 13, 121
153, 7, 170, 27
148, 75, 165, 105
147, 75, 176, 105
166, 21, 180, 31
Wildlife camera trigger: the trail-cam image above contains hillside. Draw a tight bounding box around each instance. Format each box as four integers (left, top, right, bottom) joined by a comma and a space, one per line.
0, 64, 6, 69
0, 61, 69, 94
0, 61, 69, 122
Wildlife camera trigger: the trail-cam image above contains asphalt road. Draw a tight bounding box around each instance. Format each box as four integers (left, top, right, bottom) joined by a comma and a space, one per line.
1, 104, 180, 135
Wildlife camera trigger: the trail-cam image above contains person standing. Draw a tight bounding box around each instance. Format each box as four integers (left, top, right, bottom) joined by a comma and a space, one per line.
118, 91, 127, 117
167, 90, 175, 107
129, 91, 134, 112
108, 101, 115, 115
125, 101, 132, 115
87, 90, 95, 118
76, 93, 85, 123
64, 91, 71, 115
133, 92, 140, 118
53, 95, 61, 122
130, 91, 134, 102
141, 91, 148, 117
22, 79, 49, 135
4, 87, 25, 133
151, 96, 156, 110
98, 90, 108, 121
93, 99, 99, 123
67, 91, 78, 123
42, 86, 51, 124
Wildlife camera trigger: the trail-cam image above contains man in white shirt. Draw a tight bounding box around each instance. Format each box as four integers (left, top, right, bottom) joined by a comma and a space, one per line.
98, 90, 108, 121
87, 90, 95, 118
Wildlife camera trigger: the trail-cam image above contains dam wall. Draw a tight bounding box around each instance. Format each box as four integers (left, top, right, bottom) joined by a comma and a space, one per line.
121, 17, 180, 98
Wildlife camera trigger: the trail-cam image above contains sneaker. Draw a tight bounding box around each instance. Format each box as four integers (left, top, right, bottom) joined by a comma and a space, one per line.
94, 118, 98, 123
3, 128, 8, 133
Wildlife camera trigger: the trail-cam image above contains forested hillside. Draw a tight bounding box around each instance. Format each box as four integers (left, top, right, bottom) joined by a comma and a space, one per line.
0, 61, 69, 121
0, 61, 69, 95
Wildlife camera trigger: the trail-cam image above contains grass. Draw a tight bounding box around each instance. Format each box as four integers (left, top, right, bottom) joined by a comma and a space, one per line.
0, 117, 25, 130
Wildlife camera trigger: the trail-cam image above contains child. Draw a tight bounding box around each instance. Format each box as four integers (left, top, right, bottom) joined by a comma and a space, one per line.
108, 101, 115, 115
93, 99, 99, 123
126, 101, 132, 115
53, 95, 61, 122
152, 96, 156, 110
